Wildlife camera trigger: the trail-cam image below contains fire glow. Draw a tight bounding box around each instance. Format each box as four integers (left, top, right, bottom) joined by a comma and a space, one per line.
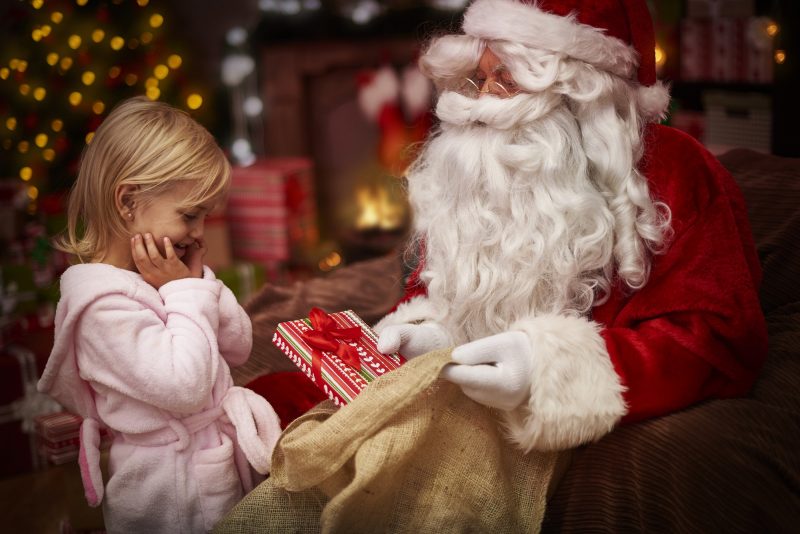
354, 185, 405, 231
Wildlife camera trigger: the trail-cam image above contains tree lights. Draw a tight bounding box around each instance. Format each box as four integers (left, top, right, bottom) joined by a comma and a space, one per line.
0, 0, 209, 215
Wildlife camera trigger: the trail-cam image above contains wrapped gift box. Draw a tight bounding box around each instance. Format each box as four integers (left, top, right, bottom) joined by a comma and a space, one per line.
34, 411, 111, 465
702, 90, 772, 154
669, 110, 707, 142
0, 344, 54, 475
216, 262, 268, 303
34, 411, 82, 465
203, 210, 233, 271
227, 158, 319, 270
686, 0, 754, 19
272, 309, 405, 406
680, 17, 774, 83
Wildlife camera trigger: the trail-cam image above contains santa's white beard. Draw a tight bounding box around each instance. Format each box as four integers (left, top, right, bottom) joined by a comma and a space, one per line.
408, 91, 616, 343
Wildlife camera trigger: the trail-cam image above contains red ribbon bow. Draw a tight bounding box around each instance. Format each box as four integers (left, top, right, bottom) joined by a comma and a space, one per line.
301, 308, 363, 382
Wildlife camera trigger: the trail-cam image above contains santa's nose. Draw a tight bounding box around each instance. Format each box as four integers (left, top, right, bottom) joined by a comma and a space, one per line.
478, 78, 515, 98
480, 80, 504, 97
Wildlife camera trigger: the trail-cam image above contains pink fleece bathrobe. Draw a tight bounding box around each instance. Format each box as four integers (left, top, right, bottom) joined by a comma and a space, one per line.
38, 263, 282, 533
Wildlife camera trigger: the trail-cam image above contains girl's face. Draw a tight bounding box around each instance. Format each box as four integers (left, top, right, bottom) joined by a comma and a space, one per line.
128, 182, 214, 260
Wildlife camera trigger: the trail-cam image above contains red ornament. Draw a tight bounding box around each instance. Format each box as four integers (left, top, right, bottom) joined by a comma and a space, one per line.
54, 136, 69, 152
87, 116, 103, 130
39, 193, 66, 216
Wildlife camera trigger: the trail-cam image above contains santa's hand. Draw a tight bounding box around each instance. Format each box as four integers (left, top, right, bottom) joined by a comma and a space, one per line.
377, 323, 452, 359
441, 331, 533, 411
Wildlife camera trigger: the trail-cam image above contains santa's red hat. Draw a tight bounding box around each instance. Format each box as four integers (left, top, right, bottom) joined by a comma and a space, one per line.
463, 0, 669, 120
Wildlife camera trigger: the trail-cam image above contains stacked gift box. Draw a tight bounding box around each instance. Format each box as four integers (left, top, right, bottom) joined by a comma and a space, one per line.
686, 0, 755, 19
0, 344, 57, 476
34, 411, 83, 465
216, 262, 267, 304
34, 411, 112, 466
227, 158, 319, 283
702, 91, 772, 154
202, 209, 267, 303
680, 0, 774, 84
1, 185, 68, 476
203, 208, 233, 273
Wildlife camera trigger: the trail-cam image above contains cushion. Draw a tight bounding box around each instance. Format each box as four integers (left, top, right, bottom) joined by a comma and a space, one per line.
718, 148, 800, 314
541, 305, 800, 532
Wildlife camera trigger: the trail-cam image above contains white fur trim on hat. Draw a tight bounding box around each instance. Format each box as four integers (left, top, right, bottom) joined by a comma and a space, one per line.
463, 0, 638, 80
502, 313, 627, 451
373, 295, 439, 333
637, 80, 671, 122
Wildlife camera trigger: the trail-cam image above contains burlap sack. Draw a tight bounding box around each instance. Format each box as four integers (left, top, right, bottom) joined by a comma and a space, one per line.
215, 349, 561, 533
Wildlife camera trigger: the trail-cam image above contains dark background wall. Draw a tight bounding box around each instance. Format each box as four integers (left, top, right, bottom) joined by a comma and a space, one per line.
167, 0, 799, 157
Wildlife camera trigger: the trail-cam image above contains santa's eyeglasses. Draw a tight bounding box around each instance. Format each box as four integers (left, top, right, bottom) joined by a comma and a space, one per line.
456, 73, 520, 98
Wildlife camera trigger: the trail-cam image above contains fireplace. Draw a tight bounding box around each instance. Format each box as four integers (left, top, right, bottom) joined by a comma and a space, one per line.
257, 38, 422, 262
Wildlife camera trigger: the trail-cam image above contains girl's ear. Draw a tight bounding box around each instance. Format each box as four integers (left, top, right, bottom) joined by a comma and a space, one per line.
115, 184, 139, 220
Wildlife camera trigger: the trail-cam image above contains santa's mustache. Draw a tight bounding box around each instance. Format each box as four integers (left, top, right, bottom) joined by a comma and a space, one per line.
416, 90, 586, 198
435, 90, 564, 130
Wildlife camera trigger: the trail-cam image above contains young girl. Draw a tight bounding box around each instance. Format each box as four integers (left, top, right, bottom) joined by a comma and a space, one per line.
38, 96, 281, 533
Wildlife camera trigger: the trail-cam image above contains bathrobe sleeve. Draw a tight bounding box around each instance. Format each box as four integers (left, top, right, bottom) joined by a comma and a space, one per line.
203, 267, 253, 367
75, 277, 224, 414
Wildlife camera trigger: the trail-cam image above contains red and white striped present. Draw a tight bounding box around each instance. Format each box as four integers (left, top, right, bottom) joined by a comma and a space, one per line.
686, 0, 754, 19
1, 344, 48, 475
227, 158, 318, 268
272, 308, 406, 406
34, 411, 111, 465
680, 17, 774, 83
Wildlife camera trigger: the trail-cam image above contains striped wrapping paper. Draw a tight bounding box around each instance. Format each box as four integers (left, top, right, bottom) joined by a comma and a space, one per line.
680, 18, 773, 84
227, 158, 318, 266
272, 310, 405, 406
34, 411, 111, 465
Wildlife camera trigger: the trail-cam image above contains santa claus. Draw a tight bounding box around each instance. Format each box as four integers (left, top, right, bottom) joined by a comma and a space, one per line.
376, 0, 768, 451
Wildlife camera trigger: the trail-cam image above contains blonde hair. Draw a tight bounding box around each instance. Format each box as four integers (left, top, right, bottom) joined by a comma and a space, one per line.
56, 96, 231, 262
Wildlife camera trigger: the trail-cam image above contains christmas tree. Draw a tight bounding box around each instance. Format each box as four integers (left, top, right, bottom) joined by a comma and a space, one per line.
0, 0, 211, 215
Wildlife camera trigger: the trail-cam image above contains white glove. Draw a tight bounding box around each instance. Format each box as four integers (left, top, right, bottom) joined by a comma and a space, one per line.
377, 322, 452, 359
440, 331, 533, 411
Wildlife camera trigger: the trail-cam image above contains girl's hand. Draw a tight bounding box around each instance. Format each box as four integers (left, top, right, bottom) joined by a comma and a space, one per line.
182, 237, 207, 279
131, 233, 192, 289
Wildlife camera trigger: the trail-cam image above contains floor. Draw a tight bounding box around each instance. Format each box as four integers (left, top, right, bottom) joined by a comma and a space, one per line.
0, 461, 105, 533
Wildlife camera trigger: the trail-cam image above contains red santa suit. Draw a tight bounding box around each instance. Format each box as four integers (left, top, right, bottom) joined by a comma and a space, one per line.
597, 124, 767, 424
383, 122, 767, 449
373, 0, 769, 452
